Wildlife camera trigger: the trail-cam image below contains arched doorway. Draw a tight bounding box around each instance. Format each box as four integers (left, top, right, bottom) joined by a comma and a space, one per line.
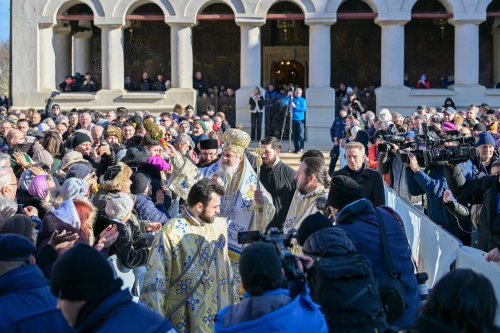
192, 3, 239, 124
123, 4, 171, 90
406, 0, 454, 89
332, 0, 380, 89
271, 59, 306, 87
479, 1, 500, 87
56, 3, 102, 90
262, 1, 308, 139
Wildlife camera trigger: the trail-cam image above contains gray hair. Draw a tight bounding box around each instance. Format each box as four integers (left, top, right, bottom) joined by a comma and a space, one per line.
0, 168, 12, 188
0, 153, 10, 168
175, 133, 194, 147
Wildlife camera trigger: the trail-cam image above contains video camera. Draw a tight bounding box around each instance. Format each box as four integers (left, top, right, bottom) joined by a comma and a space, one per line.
238, 227, 305, 297
378, 123, 477, 167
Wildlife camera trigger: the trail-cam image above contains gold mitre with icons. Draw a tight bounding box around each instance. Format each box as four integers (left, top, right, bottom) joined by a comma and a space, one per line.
222, 128, 251, 155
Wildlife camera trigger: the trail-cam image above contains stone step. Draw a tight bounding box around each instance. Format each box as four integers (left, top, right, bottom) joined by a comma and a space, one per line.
280, 152, 331, 170
250, 149, 331, 170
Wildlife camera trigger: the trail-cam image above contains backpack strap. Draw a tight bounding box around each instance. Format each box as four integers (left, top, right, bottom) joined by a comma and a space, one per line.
374, 208, 399, 278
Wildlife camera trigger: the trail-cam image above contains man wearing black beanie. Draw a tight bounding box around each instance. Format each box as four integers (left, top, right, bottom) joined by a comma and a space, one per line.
327, 175, 420, 328
50, 244, 176, 333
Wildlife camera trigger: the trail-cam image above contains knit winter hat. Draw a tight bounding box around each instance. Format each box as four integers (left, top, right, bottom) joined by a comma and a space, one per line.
296, 212, 334, 246
50, 244, 122, 301
0, 233, 36, 261
473, 123, 487, 133
60, 178, 87, 201
18, 169, 35, 192
31, 145, 54, 167
130, 173, 150, 195
105, 192, 134, 221
165, 126, 179, 138
194, 120, 208, 133
72, 132, 92, 149
65, 162, 94, 180
328, 175, 364, 210
239, 241, 283, 295
475, 132, 495, 148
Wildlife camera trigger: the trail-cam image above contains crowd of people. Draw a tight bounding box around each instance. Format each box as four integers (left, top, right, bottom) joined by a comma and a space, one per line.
0, 92, 499, 333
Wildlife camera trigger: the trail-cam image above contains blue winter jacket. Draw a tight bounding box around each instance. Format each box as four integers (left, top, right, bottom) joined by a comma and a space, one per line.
214, 288, 328, 333
407, 164, 471, 240
330, 116, 347, 141
0, 264, 71, 333
75, 289, 176, 333
283, 96, 307, 121
336, 199, 420, 328
134, 193, 170, 224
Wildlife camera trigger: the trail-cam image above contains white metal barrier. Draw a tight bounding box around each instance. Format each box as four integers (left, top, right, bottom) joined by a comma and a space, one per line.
385, 185, 500, 324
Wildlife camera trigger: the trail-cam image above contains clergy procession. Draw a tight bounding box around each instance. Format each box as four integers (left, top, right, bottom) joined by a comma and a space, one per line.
0, 103, 499, 333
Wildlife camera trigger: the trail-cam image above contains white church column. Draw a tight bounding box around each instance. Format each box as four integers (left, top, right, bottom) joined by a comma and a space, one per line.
73, 30, 93, 75
39, 23, 56, 91
239, 22, 262, 89
452, 20, 481, 86
308, 23, 331, 87
99, 24, 124, 90
377, 20, 407, 87
305, 20, 335, 147
169, 23, 194, 89
235, 20, 264, 133
54, 24, 72, 85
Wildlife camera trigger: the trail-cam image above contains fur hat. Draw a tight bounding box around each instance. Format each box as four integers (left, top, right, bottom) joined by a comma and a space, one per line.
104, 125, 123, 143
100, 162, 133, 192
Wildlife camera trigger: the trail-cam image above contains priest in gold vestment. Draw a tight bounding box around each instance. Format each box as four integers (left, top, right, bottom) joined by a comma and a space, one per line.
140, 179, 237, 333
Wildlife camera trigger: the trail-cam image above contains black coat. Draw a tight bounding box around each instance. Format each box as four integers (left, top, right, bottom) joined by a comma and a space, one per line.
107, 217, 150, 269
333, 165, 385, 207
260, 160, 296, 231
249, 95, 265, 111
445, 165, 500, 251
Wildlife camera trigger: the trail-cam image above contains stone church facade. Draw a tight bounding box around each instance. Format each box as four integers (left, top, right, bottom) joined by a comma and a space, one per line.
11, 0, 500, 145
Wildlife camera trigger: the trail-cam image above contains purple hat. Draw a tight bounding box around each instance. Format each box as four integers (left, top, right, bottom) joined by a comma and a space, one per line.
442, 122, 457, 132
146, 156, 171, 171
28, 175, 50, 199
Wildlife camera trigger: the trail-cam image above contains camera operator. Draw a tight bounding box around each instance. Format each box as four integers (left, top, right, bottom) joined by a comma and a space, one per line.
407, 151, 472, 245
214, 241, 328, 333
444, 159, 500, 263
377, 131, 423, 206
348, 93, 365, 118
472, 132, 498, 177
